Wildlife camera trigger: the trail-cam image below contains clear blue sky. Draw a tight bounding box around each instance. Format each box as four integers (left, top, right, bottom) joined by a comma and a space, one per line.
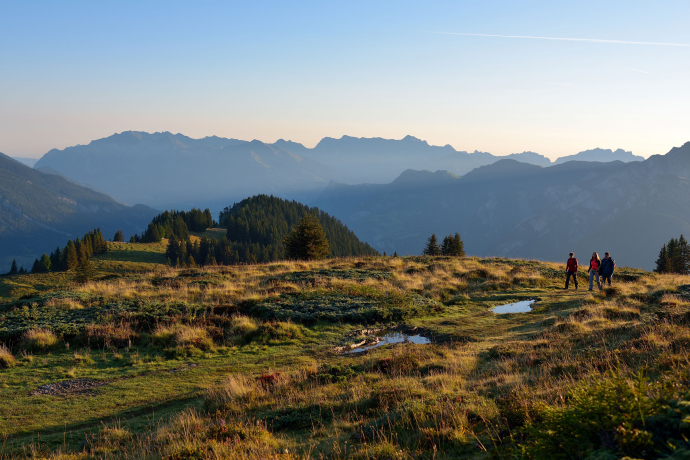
2, 0, 689, 159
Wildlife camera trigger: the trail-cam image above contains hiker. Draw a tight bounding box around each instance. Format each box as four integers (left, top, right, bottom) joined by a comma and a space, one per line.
565, 252, 579, 289
599, 252, 615, 286
588, 252, 602, 291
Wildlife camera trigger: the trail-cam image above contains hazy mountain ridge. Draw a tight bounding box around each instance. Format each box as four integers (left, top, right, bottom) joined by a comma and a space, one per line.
35, 131, 333, 212
0, 152, 158, 270
270, 135, 638, 183
315, 142, 690, 270
33, 131, 642, 212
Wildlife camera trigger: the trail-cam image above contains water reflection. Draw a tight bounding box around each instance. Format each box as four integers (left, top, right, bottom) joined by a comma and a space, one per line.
492, 300, 534, 314
347, 332, 430, 353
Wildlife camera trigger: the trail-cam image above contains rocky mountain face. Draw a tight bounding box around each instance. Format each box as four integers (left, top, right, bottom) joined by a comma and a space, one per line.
35, 131, 333, 211
0, 153, 158, 270
315, 143, 690, 270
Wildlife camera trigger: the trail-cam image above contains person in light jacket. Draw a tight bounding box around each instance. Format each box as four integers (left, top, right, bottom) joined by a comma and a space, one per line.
588, 252, 602, 291
599, 252, 615, 286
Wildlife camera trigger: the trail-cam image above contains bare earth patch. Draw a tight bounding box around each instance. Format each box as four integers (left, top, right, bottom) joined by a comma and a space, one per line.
30, 379, 108, 396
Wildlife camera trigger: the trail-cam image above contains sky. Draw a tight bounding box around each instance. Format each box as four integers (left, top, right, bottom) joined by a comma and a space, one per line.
1, 0, 689, 160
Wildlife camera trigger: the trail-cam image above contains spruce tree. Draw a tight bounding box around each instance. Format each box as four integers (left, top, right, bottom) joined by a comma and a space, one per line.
74, 258, 95, 284
655, 244, 669, 273
31, 259, 40, 274
284, 214, 330, 260
113, 230, 125, 242
423, 234, 441, 256
18, 266, 26, 274
39, 253, 52, 272
440, 235, 452, 255
50, 247, 61, 270
680, 235, 690, 275
9, 259, 18, 275
61, 240, 79, 271
452, 233, 466, 257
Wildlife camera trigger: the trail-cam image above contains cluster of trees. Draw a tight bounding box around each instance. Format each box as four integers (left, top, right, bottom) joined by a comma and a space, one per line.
422, 233, 466, 257
655, 235, 690, 274
163, 195, 377, 267
129, 208, 214, 243
3, 228, 108, 276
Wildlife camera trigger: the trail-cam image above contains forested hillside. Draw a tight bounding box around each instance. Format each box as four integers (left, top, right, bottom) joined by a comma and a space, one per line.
220, 195, 379, 262
0, 152, 157, 271
132, 195, 378, 266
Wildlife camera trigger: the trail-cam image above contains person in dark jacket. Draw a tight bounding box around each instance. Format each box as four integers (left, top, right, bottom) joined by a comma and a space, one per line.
599, 252, 615, 286
565, 252, 579, 289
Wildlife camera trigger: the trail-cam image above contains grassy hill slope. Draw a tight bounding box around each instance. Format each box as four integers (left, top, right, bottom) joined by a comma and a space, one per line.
0, 152, 158, 271
0, 244, 688, 459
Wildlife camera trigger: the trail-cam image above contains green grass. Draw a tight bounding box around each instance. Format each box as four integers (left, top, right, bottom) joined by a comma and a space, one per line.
1, 254, 689, 459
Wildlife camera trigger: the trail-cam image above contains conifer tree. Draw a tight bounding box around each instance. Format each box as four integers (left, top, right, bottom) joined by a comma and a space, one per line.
61, 240, 79, 271
284, 214, 330, 260
74, 258, 95, 284
393, 251, 398, 257
113, 230, 125, 242
423, 234, 441, 256
50, 247, 61, 271
452, 233, 465, 257
9, 259, 18, 275
39, 253, 51, 272
655, 244, 669, 273
440, 235, 452, 255
18, 266, 26, 274
680, 235, 690, 275
31, 259, 41, 273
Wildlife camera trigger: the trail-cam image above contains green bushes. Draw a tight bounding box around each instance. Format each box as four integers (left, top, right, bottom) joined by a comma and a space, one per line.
523, 371, 690, 459
252, 290, 443, 324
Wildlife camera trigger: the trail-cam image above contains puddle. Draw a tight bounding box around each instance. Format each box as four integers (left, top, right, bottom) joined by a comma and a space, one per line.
492, 300, 534, 314
346, 332, 431, 353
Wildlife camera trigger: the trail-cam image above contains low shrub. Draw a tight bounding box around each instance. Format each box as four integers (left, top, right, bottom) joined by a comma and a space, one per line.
21, 328, 58, 351
249, 322, 304, 344
230, 315, 258, 336
0, 344, 15, 369
86, 322, 137, 348
375, 355, 420, 375
151, 324, 178, 346
175, 326, 214, 350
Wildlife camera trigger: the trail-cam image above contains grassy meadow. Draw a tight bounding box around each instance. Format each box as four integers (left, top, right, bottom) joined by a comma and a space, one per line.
1, 242, 689, 459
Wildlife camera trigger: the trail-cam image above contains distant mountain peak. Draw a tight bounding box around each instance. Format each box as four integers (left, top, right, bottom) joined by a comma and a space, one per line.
554, 148, 643, 165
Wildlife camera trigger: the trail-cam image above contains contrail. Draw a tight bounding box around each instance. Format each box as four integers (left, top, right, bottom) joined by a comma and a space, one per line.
434, 32, 690, 47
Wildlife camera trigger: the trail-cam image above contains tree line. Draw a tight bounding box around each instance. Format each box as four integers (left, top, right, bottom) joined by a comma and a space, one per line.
422, 233, 466, 257
5, 228, 108, 276
163, 195, 378, 266
129, 208, 215, 244
655, 235, 690, 274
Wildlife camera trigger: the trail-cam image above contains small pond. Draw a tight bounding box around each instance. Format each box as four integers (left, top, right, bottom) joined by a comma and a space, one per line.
492, 300, 534, 314
347, 332, 431, 353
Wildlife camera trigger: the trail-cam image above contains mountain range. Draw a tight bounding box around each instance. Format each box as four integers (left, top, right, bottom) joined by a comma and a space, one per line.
33, 131, 642, 211
0, 153, 157, 270
314, 143, 690, 271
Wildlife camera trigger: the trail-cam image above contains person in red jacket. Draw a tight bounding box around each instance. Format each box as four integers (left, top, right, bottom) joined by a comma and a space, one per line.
565, 252, 579, 289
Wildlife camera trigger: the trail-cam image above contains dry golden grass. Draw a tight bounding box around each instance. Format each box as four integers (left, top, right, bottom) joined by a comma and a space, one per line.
21, 328, 58, 351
